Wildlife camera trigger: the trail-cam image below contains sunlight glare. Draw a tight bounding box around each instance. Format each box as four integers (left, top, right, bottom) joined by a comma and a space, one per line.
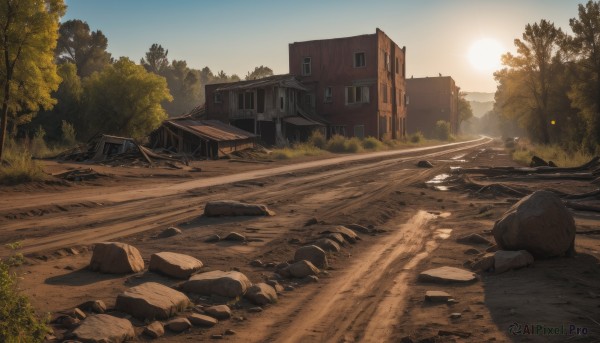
468, 38, 504, 72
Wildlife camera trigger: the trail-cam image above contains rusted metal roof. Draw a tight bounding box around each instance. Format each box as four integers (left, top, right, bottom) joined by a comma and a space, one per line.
164, 119, 255, 142
215, 74, 307, 92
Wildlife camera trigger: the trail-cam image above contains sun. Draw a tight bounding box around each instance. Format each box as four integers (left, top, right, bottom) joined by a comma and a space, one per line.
468, 38, 504, 72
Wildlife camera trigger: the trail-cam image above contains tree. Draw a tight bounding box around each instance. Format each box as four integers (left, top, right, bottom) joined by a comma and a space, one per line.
245, 65, 273, 80
56, 19, 112, 78
0, 0, 65, 161
565, 0, 600, 149
162, 59, 202, 116
457, 92, 473, 125
140, 43, 169, 74
497, 20, 565, 144
83, 57, 172, 139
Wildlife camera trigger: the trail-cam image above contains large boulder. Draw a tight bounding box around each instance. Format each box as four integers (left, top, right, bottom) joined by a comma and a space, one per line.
181, 270, 252, 298
149, 252, 203, 279
116, 282, 191, 320
492, 190, 576, 258
72, 314, 135, 343
285, 260, 320, 278
494, 250, 534, 273
313, 238, 341, 252
320, 226, 359, 244
203, 305, 232, 320
89, 242, 144, 274
294, 245, 328, 268
204, 200, 275, 217
245, 283, 278, 305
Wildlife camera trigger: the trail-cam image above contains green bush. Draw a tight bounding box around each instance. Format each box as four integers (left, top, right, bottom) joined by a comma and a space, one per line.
362, 136, 385, 150
61, 120, 77, 146
0, 253, 49, 342
0, 148, 45, 185
325, 135, 348, 153
307, 130, 326, 149
345, 137, 362, 153
433, 121, 451, 141
410, 131, 424, 143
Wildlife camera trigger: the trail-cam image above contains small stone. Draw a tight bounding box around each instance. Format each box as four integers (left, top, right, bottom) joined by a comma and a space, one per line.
419, 266, 477, 283
417, 160, 434, 168
224, 329, 236, 335
204, 234, 221, 243
450, 313, 462, 319
248, 307, 263, 313
464, 248, 481, 255
285, 285, 295, 291
249, 259, 263, 267
302, 275, 319, 283
91, 300, 106, 314
158, 226, 182, 238
204, 305, 232, 320
224, 232, 246, 241
265, 262, 276, 268
72, 308, 87, 320
166, 317, 192, 333
211, 334, 224, 339
447, 298, 459, 304
425, 290, 451, 302
143, 321, 164, 338
304, 217, 318, 226
187, 313, 218, 327
64, 265, 76, 271
61, 316, 81, 329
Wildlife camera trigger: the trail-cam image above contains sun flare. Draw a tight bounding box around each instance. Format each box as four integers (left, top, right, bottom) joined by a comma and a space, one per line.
468, 38, 504, 72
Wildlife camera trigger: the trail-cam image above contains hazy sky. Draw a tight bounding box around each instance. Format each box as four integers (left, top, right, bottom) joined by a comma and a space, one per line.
63, 0, 583, 93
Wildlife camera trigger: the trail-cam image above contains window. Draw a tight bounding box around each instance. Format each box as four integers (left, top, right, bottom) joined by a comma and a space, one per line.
354, 125, 365, 139
405, 94, 410, 106
354, 52, 365, 67
304, 93, 315, 108
395, 58, 399, 74
324, 87, 332, 103
245, 92, 254, 109
280, 96, 284, 110
302, 57, 311, 76
385, 52, 390, 72
238, 93, 244, 110
381, 83, 388, 103
214, 92, 222, 104
331, 125, 346, 137
345, 86, 370, 104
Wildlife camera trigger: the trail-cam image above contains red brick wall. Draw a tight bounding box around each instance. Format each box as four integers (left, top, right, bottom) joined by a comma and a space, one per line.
406, 76, 459, 137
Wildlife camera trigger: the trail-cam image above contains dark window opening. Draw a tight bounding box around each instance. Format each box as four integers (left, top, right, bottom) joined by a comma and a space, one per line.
354, 52, 365, 67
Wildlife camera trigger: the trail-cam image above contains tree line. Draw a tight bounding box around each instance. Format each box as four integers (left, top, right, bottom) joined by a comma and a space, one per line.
494, 0, 600, 154
0, 0, 274, 160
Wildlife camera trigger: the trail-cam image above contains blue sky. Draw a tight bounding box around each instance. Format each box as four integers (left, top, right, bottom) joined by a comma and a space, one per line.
63, 0, 583, 92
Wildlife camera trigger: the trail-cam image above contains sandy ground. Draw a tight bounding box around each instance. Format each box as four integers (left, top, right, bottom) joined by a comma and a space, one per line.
1, 138, 598, 342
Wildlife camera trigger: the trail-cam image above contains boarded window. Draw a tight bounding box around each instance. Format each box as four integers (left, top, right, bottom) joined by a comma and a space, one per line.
345, 86, 369, 104
302, 57, 311, 76
381, 83, 388, 103
324, 87, 332, 103
354, 52, 365, 67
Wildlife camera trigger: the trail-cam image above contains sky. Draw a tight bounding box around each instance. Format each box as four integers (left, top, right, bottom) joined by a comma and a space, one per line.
63, 0, 584, 93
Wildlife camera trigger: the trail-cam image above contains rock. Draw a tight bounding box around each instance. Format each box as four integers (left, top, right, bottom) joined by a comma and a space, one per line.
321, 226, 359, 244
61, 316, 81, 329
425, 290, 451, 302
204, 234, 221, 243
494, 250, 534, 273
181, 270, 252, 298
248, 306, 263, 313
313, 238, 341, 252
548, 160, 558, 167
204, 200, 275, 217
224, 232, 246, 241
249, 259, 263, 267
91, 300, 106, 314
530, 155, 549, 167
285, 260, 320, 278
245, 283, 278, 305
72, 314, 135, 343
225, 329, 236, 335
450, 313, 462, 319
116, 282, 191, 320
89, 242, 144, 274
72, 308, 87, 320
303, 275, 319, 283
149, 252, 203, 279
143, 321, 164, 339
158, 226, 182, 238
324, 232, 345, 245
471, 253, 495, 272
211, 334, 224, 339
204, 305, 231, 320
417, 160, 434, 168
166, 317, 192, 333
486, 245, 499, 253
285, 285, 295, 291
187, 313, 218, 327
418, 266, 477, 283
304, 217, 319, 226
464, 248, 481, 255
492, 190, 576, 258
345, 223, 372, 234
456, 233, 491, 245
267, 280, 284, 293
294, 245, 328, 268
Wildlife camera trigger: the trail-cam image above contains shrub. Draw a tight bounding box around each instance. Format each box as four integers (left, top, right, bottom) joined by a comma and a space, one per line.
345, 137, 362, 153
433, 120, 451, 141
362, 136, 385, 150
0, 249, 49, 342
270, 143, 322, 160
307, 130, 326, 149
410, 131, 424, 143
0, 149, 45, 185
325, 135, 348, 153
61, 120, 77, 146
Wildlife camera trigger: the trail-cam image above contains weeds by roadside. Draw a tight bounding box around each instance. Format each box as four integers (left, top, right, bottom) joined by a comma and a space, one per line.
511, 139, 595, 167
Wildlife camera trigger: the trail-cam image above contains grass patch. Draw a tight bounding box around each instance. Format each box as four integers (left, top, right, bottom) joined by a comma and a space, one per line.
325, 135, 363, 153
361, 136, 385, 151
270, 143, 323, 160
0, 144, 45, 185
511, 140, 595, 167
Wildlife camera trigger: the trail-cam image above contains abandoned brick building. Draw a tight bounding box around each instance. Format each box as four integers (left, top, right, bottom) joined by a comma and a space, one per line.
406, 76, 460, 137
205, 28, 407, 144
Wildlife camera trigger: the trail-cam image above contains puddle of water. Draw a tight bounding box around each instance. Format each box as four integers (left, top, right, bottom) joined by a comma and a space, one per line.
434, 228, 453, 240
426, 174, 451, 184
434, 159, 467, 163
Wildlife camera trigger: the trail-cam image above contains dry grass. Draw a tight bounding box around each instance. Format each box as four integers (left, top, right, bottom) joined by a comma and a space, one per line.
0, 140, 46, 185
512, 140, 595, 167
270, 143, 323, 160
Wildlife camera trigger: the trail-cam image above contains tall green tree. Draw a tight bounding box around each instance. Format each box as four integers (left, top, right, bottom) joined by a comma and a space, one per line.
457, 92, 473, 126
245, 65, 273, 80
565, 0, 600, 149
56, 19, 111, 78
140, 43, 169, 74
497, 20, 565, 144
83, 57, 172, 139
0, 0, 65, 161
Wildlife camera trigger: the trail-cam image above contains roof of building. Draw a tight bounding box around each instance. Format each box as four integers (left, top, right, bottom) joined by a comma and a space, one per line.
163, 118, 256, 142
214, 74, 307, 92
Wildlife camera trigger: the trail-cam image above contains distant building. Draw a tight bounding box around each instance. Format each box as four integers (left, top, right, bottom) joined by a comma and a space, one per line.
289, 28, 407, 140
406, 76, 460, 137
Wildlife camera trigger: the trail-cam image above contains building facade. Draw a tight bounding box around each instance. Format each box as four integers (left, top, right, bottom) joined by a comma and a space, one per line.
406, 76, 460, 137
288, 28, 407, 140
